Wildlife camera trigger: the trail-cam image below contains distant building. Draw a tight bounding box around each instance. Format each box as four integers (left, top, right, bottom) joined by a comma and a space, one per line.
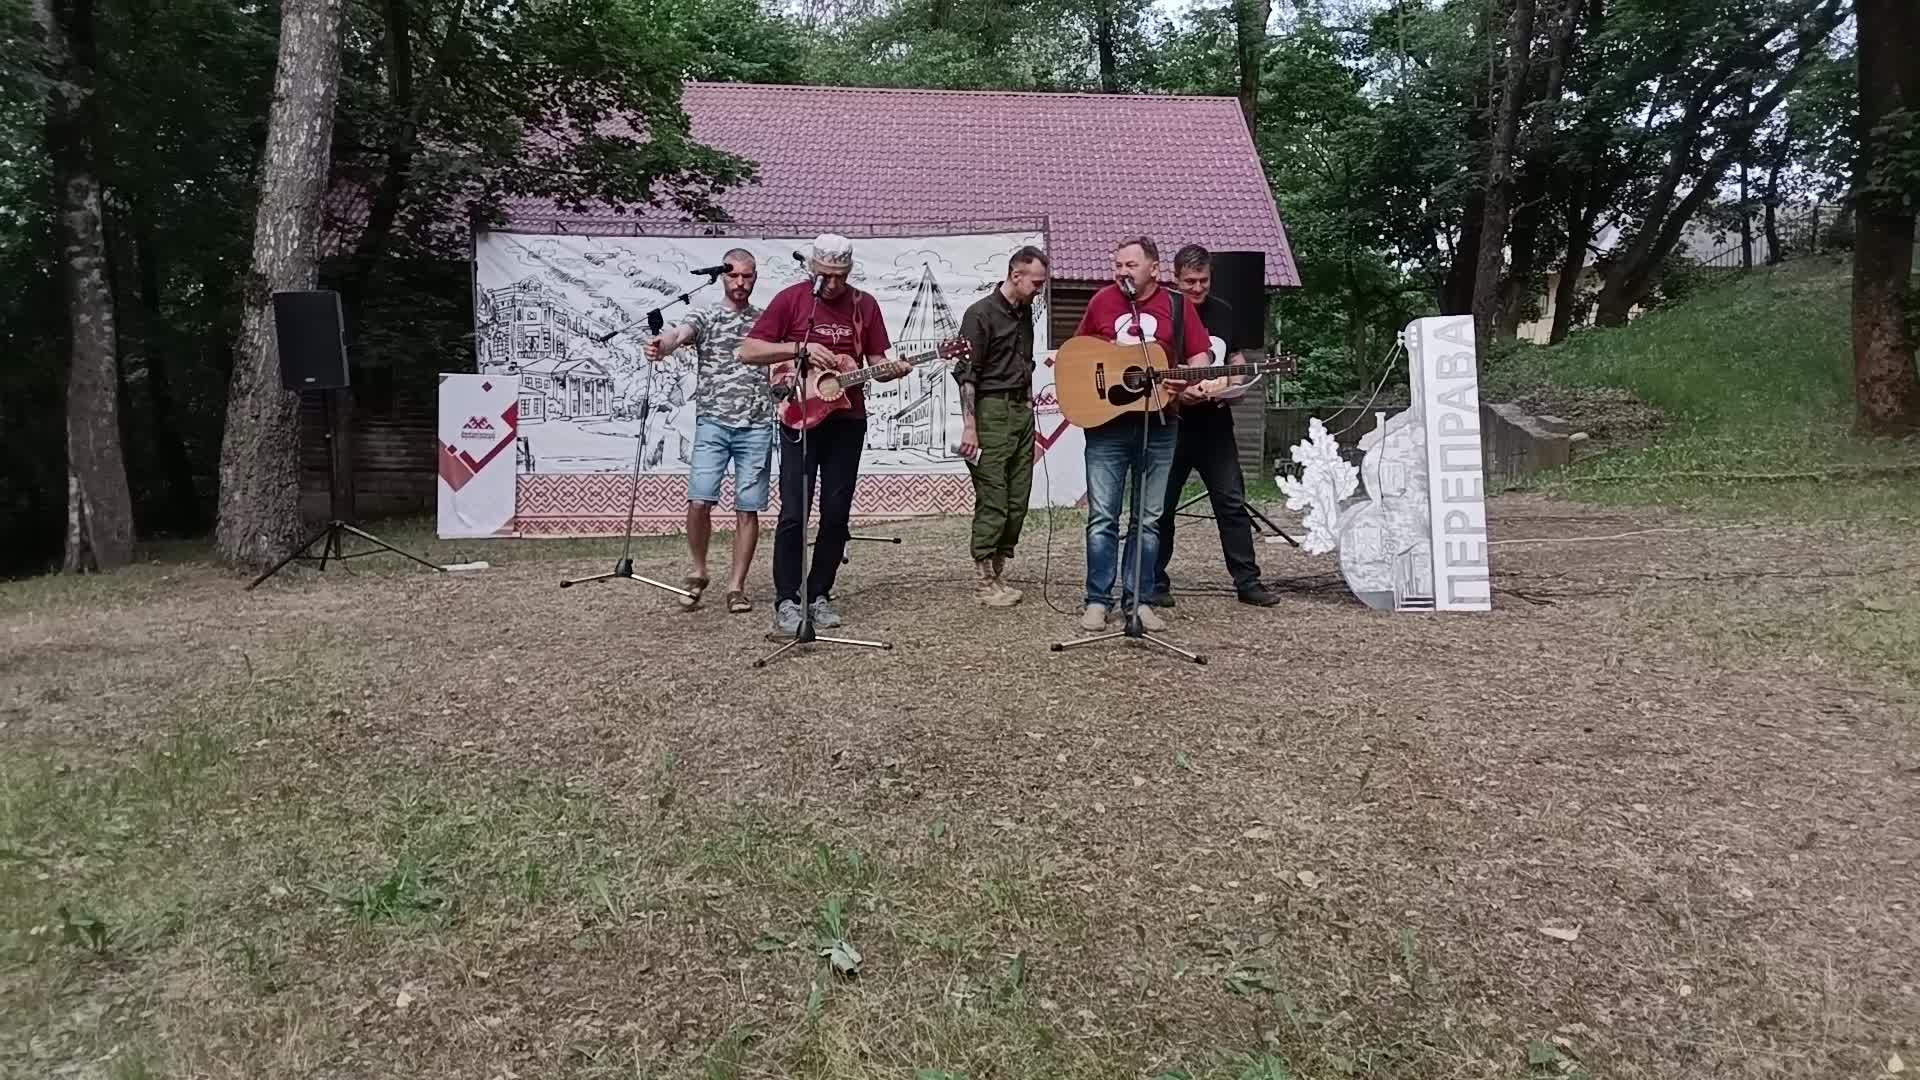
517, 356, 614, 423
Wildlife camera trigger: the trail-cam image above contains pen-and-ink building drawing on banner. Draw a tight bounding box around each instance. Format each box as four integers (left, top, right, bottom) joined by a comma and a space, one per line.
469, 227, 1075, 536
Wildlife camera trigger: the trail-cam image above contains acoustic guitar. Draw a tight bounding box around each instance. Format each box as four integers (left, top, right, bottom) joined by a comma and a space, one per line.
775, 336, 972, 431
1051, 334, 1297, 429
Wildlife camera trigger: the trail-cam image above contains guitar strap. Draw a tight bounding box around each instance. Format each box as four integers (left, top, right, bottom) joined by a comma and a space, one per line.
1169, 289, 1185, 365
850, 286, 868, 362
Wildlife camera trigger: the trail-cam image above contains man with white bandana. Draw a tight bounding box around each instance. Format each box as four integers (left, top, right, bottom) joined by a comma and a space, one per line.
737, 234, 910, 634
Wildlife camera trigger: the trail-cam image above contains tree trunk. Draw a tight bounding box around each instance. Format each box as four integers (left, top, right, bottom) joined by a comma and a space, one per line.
337, 0, 465, 333
214, 0, 348, 566
1739, 163, 1753, 268
1442, 1, 1497, 315
1549, 170, 1597, 344
36, 0, 134, 573
1094, 0, 1118, 92
1497, 172, 1546, 339
1764, 147, 1784, 264
1471, 0, 1539, 353
1850, 0, 1920, 436
1592, 0, 1842, 324
1739, 82, 1755, 269
1233, 0, 1267, 131
133, 205, 201, 533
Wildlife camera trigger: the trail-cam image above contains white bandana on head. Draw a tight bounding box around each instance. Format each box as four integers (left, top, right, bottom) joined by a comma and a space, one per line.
809, 233, 853, 272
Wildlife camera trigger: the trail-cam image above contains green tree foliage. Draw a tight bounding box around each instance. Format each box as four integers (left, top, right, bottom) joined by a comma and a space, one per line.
0, 0, 1885, 572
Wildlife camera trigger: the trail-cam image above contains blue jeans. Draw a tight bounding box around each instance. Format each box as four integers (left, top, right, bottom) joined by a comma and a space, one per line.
688, 419, 774, 511
1083, 413, 1178, 610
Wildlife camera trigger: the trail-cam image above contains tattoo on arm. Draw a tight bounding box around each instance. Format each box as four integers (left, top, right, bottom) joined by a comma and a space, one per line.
959, 381, 976, 421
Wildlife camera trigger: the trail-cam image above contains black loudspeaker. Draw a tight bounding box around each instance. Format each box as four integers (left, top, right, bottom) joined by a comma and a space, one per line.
272, 290, 350, 391
1207, 250, 1268, 351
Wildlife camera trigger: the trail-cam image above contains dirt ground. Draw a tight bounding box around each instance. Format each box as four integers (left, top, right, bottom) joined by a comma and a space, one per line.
2, 494, 1917, 1080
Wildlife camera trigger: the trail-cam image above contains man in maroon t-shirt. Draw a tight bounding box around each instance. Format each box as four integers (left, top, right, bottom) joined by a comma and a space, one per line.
1070, 236, 1209, 633
737, 233, 909, 636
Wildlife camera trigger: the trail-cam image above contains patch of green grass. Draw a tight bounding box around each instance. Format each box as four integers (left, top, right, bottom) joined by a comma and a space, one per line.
1495, 258, 1920, 517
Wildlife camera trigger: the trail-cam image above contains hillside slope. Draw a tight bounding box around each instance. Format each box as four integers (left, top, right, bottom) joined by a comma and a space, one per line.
1486, 256, 1920, 515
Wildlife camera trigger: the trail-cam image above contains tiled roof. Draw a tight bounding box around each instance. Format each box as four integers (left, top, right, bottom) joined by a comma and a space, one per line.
494, 82, 1300, 287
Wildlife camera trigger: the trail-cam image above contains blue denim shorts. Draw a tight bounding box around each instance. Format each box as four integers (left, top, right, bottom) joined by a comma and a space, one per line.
688, 419, 775, 511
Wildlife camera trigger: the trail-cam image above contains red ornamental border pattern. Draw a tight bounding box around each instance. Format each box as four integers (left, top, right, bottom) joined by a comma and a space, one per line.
514, 473, 976, 536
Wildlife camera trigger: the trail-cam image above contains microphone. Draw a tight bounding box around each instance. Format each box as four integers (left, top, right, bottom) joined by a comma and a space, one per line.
1118, 275, 1138, 299
690, 263, 730, 278
793, 251, 825, 296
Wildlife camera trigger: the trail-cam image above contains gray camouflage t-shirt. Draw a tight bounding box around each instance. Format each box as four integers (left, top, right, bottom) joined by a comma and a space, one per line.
683, 302, 770, 428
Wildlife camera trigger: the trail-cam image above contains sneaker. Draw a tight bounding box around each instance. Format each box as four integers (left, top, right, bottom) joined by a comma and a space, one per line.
1238, 582, 1282, 607
1080, 603, 1109, 631
1134, 605, 1168, 632
771, 599, 803, 636
808, 596, 843, 628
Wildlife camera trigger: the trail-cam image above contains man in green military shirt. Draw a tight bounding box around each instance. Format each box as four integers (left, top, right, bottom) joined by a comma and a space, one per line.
954, 246, 1050, 607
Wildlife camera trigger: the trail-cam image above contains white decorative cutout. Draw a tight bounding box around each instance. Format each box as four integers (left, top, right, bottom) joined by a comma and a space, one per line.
1277, 317, 1493, 612
1278, 418, 1358, 554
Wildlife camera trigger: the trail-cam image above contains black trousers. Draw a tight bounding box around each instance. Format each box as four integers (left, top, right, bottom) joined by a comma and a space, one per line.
773, 414, 866, 605
1152, 409, 1261, 595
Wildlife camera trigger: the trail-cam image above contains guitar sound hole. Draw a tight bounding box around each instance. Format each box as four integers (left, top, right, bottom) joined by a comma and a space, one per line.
816, 375, 843, 401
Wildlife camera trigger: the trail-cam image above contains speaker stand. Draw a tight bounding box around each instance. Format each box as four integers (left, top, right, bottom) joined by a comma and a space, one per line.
246, 388, 445, 590
1170, 487, 1301, 547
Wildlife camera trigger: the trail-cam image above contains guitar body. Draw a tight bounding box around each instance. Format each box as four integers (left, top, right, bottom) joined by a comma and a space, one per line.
772, 336, 974, 431
776, 366, 853, 431
1053, 335, 1173, 428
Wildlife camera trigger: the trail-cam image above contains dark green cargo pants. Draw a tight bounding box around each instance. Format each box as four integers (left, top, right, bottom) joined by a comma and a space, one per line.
967, 394, 1035, 562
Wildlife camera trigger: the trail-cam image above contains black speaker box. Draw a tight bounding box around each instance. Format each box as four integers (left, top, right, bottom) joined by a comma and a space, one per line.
273, 290, 350, 391
1207, 250, 1268, 352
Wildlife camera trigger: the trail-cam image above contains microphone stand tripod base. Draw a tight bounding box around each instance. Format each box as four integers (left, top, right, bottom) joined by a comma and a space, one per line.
246, 520, 447, 591
1050, 610, 1206, 664
558, 557, 694, 598
752, 612, 893, 668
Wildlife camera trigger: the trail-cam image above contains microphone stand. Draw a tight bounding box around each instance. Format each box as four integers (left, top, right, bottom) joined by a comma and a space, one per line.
1051, 277, 1205, 664
753, 275, 893, 667
590, 271, 720, 346
559, 273, 722, 599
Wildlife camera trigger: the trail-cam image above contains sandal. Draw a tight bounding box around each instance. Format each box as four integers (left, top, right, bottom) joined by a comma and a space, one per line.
725, 590, 752, 614
680, 574, 709, 609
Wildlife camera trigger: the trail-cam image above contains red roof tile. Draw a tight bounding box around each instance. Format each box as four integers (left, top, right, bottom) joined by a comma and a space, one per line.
497, 82, 1300, 288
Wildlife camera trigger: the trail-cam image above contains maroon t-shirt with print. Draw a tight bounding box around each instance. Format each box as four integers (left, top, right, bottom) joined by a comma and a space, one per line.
748, 281, 893, 420
1075, 282, 1213, 364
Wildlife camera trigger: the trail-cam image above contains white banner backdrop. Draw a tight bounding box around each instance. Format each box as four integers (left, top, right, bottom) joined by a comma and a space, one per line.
470, 228, 1081, 536
436, 373, 521, 538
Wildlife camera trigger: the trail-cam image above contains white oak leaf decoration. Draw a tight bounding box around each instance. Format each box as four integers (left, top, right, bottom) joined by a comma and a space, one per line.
1278, 418, 1359, 555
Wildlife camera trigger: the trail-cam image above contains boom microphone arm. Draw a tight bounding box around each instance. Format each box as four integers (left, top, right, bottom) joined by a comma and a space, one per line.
593, 266, 725, 344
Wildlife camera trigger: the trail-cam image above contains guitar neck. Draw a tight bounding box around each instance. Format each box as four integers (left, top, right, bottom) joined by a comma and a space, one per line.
1168, 362, 1274, 380
839, 346, 942, 387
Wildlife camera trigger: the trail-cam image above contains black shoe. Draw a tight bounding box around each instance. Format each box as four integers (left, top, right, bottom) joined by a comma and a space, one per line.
1237, 583, 1281, 607
1146, 589, 1175, 608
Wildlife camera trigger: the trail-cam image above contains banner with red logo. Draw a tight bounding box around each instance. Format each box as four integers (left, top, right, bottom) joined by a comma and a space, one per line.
437, 373, 521, 538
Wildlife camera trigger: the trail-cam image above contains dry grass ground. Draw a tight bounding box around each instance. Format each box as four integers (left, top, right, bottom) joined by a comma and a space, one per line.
3, 494, 1918, 1080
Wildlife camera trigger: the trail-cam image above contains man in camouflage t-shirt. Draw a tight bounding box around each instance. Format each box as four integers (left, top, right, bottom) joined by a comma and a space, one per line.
643, 250, 774, 614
